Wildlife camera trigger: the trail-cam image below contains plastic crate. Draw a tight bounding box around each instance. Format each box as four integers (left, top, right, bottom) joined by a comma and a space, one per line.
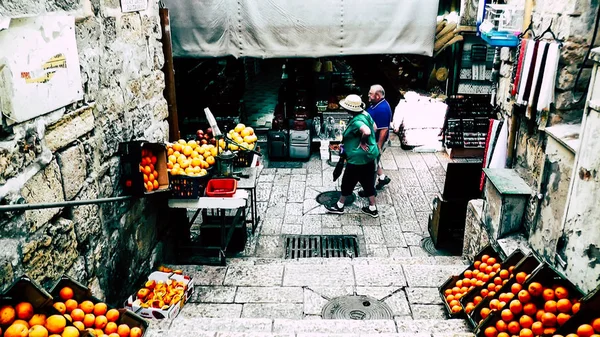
169, 171, 212, 199
233, 150, 255, 167
206, 178, 237, 197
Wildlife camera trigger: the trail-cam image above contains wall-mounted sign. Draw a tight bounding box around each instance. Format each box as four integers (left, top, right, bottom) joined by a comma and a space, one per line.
0, 16, 83, 125
121, 0, 148, 13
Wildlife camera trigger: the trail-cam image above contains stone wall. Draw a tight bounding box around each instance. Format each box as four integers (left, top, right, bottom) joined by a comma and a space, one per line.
0, 0, 169, 305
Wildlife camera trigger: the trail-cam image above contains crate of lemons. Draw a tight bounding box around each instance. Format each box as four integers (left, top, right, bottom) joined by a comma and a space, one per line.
226, 124, 258, 151
166, 140, 221, 177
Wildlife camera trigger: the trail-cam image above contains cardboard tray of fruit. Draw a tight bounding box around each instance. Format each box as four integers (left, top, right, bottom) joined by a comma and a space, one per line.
460, 249, 526, 326
0, 275, 90, 337
474, 262, 584, 337
124, 268, 194, 320
119, 141, 170, 196
439, 245, 501, 318
554, 283, 600, 336
468, 253, 542, 329
49, 274, 148, 337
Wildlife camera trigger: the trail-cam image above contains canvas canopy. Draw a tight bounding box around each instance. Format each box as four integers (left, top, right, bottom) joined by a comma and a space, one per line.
164, 0, 439, 58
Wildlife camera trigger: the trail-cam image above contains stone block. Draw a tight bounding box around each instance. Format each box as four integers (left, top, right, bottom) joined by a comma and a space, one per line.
412, 304, 446, 319
283, 264, 353, 287
0, 259, 14, 293
273, 319, 397, 334
21, 159, 65, 232
406, 287, 443, 305
0, 125, 43, 185
560, 39, 588, 65
235, 287, 303, 303
57, 143, 87, 200
0, 0, 82, 17
403, 264, 466, 287
241, 303, 303, 319
45, 106, 95, 152
70, 182, 101, 244
224, 265, 284, 287
382, 291, 411, 316
191, 286, 237, 303
354, 265, 406, 287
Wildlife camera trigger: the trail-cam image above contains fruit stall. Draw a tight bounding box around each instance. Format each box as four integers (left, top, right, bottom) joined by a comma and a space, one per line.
438, 246, 600, 337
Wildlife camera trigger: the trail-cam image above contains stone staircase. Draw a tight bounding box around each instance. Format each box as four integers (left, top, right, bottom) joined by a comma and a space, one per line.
146, 257, 477, 337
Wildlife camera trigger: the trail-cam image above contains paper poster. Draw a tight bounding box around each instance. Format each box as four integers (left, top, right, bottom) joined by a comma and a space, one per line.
0, 16, 83, 125
121, 0, 148, 13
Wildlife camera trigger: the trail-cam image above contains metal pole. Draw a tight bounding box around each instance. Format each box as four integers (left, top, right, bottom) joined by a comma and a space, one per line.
0, 196, 134, 212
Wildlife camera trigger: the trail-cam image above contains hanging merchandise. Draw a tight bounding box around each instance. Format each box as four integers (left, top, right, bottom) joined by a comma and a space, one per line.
488, 119, 509, 169
535, 43, 560, 129
511, 39, 529, 96
526, 41, 549, 120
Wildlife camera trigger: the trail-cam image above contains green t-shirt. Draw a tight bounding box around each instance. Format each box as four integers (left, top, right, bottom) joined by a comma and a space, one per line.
342, 112, 380, 165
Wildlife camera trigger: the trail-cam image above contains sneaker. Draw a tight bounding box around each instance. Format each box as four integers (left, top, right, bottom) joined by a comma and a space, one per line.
361, 206, 379, 218
375, 176, 391, 190
325, 203, 344, 214
358, 190, 378, 198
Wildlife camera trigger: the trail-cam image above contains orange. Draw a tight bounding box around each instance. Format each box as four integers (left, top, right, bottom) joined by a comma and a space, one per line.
488, 283, 496, 291
59, 287, 74, 301
578, 324, 595, 337
29, 325, 49, 337
495, 285, 502, 292
487, 257, 497, 265
536, 309, 546, 321
556, 298, 572, 313
494, 277, 503, 286
15, 302, 34, 320
117, 324, 130, 337
519, 314, 533, 329
93, 303, 108, 317
501, 309, 514, 322
13, 319, 30, 328
83, 314, 95, 328
531, 321, 544, 335
72, 321, 84, 331
61, 326, 80, 337
94, 315, 108, 330
545, 300, 557, 313
484, 326, 498, 337
511, 283, 522, 295
507, 321, 520, 334
498, 333, 509, 337
543, 327, 556, 334
543, 288, 556, 301
153, 180, 159, 189
508, 266, 515, 273
499, 270, 509, 279
517, 290, 531, 303
592, 318, 600, 332
130, 327, 143, 337
71, 308, 85, 322
79, 301, 94, 315
519, 328, 533, 337
481, 307, 491, 319
490, 299, 501, 310
496, 320, 508, 332
65, 300, 78, 313
53, 302, 67, 315
143, 166, 151, 175
109, 334, 120, 337
464, 270, 473, 278
528, 282, 543, 297
541, 312, 557, 327
481, 255, 490, 263
566, 334, 579, 337
485, 266, 494, 274
104, 322, 118, 334
556, 312, 571, 326
446, 294, 455, 302
554, 286, 569, 299
515, 272, 527, 284
451, 305, 461, 313
30, 314, 47, 326
474, 296, 483, 305
152, 170, 158, 178
0, 305, 16, 325
523, 302, 537, 316
45, 315, 67, 334
449, 300, 459, 308
509, 300, 523, 314
481, 289, 489, 297
463, 279, 472, 287
444, 289, 452, 296
4, 323, 29, 337
63, 314, 72, 323
572, 302, 580, 314
105, 309, 119, 323
143, 174, 149, 183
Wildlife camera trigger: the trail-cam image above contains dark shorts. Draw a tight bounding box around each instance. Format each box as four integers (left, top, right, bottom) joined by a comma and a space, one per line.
341, 160, 377, 197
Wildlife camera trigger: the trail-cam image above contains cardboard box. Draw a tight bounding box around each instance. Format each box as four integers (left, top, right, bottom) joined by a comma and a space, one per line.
124, 271, 194, 320
119, 141, 170, 196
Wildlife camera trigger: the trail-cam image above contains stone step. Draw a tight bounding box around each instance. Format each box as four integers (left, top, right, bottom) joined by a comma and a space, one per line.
144, 318, 474, 337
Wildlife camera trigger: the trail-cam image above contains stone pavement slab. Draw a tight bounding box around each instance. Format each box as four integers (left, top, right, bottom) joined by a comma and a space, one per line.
403, 264, 466, 287
273, 319, 397, 334
283, 264, 354, 286
394, 319, 471, 334
411, 304, 447, 319
354, 265, 406, 287
177, 303, 242, 318
168, 318, 272, 333
225, 265, 284, 286
242, 303, 303, 319
192, 286, 237, 303
256, 235, 283, 258
303, 288, 328, 315
381, 291, 411, 316
406, 287, 443, 305
235, 287, 304, 303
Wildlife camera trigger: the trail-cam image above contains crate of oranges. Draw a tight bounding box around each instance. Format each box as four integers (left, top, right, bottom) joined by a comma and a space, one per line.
119, 141, 170, 196
49, 274, 148, 337
460, 249, 526, 327
469, 253, 543, 329
475, 263, 584, 337
0, 275, 87, 337
553, 283, 600, 337
439, 245, 502, 318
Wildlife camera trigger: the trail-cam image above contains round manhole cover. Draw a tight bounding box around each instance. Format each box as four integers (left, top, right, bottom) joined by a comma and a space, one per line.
316, 191, 355, 206
420, 237, 453, 256
322, 295, 394, 320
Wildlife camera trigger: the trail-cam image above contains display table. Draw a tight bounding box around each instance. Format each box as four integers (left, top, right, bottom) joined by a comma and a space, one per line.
168, 190, 249, 265
236, 166, 260, 233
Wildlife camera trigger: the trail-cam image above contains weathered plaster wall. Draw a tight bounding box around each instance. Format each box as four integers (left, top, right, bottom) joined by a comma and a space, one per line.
0, 0, 169, 304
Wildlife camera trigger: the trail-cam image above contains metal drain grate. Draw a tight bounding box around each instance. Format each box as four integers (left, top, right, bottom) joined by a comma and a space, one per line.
283, 235, 359, 259
322, 295, 394, 320
315, 191, 356, 206
420, 237, 453, 256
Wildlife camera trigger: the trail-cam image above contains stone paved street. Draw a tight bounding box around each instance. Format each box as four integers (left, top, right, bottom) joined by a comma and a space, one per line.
158, 135, 477, 336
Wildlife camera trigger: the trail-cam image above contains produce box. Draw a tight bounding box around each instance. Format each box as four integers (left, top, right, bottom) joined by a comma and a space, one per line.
468, 253, 542, 329
460, 249, 525, 326
555, 284, 600, 336
0, 275, 88, 336
169, 170, 212, 199
439, 245, 500, 318
124, 271, 194, 320
50, 274, 148, 336
474, 262, 584, 337
119, 141, 170, 196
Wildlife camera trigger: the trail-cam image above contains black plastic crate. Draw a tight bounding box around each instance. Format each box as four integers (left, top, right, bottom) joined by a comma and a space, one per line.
233, 150, 255, 167
169, 172, 212, 199
556, 283, 600, 336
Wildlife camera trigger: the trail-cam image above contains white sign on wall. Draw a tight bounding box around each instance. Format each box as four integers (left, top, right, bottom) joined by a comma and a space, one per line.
121, 0, 148, 13
0, 16, 83, 125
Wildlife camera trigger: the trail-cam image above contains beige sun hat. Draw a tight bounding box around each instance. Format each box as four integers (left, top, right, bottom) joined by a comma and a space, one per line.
339, 94, 365, 112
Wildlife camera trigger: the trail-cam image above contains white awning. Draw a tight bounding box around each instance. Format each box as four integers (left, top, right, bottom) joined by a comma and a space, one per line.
164, 0, 439, 58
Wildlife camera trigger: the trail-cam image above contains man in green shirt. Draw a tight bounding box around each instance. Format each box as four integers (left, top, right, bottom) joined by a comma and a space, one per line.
325, 95, 380, 218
